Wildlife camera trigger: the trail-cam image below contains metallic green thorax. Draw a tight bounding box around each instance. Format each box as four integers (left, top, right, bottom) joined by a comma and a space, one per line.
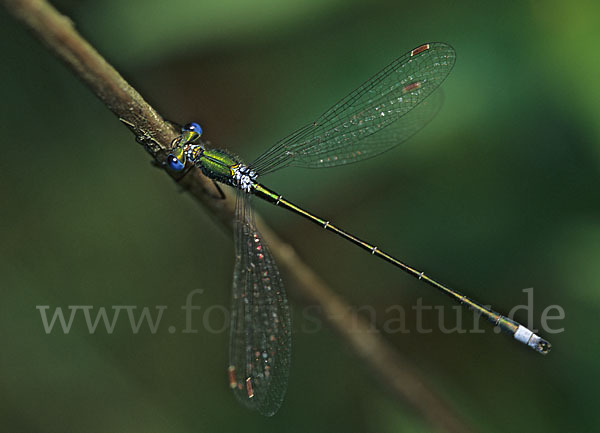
195, 148, 241, 186
170, 129, 244, 187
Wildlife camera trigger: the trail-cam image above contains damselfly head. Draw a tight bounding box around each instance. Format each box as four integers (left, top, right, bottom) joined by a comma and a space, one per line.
166, 138, 189, 171
171, 130, 200, 149
183, 122, 203, 135
166, 125, 203, 171
166, 147, 186, 171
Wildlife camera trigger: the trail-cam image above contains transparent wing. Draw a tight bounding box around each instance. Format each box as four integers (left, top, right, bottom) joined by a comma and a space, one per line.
250, 42, 455, 174
228, 190, 292, 416
304, 89, 444, 166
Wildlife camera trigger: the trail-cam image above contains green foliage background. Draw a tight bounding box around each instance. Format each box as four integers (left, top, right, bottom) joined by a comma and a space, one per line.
1, 0, 599, 432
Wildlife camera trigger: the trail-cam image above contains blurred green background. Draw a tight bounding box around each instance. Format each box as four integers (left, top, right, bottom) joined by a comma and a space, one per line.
1, 0, 599, 432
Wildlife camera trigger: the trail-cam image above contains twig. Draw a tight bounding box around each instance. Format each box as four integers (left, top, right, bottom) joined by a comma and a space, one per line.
2, 1, 472, 431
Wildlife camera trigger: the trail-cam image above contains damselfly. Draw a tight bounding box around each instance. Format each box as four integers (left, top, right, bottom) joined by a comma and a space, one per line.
165, 43, 551, 416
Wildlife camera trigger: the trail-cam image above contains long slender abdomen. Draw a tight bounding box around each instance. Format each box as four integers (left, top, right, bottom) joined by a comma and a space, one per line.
251, 182, 551, 354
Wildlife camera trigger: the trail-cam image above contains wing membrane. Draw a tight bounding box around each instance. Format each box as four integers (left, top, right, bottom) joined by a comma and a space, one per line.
251, 42, 455, 174
228, 191, 292, 416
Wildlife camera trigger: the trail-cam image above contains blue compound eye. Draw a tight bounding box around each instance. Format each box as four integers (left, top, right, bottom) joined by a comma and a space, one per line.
183, 122, 203, 136
167, 154, 185, 171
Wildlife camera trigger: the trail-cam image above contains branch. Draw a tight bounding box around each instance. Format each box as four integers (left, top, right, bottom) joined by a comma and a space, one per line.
3, 1, 472, 431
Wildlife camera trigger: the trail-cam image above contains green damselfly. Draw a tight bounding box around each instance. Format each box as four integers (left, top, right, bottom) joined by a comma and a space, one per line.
165, 43, 551, 416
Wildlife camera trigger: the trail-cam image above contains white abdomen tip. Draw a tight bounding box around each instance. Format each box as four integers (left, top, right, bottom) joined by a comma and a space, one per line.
514, 325, 551, 354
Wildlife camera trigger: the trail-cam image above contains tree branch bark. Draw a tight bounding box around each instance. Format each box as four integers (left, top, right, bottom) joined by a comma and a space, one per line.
2, 1, 472, 432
